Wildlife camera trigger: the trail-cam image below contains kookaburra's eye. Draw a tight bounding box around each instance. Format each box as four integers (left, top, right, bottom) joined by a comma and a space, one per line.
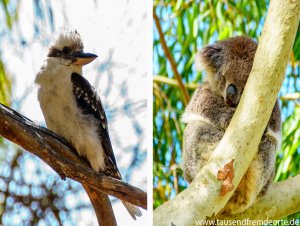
225, 84, 239, 107
62, 46, 71, 54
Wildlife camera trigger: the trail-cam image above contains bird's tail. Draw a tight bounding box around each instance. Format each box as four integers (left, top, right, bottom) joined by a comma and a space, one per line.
122, 201, 142, 220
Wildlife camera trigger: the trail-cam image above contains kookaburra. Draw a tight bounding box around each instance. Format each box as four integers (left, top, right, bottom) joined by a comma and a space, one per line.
35, 28, 141, 219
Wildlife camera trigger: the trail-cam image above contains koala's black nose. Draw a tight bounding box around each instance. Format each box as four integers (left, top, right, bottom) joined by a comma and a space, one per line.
225, 84, 239, 107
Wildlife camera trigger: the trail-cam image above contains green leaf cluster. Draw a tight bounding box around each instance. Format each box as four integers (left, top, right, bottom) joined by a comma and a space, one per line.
0, 0, 18, 144
0, 60, 11, 106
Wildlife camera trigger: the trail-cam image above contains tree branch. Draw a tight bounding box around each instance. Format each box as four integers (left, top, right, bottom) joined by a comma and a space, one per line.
218, 174, 300, 220
0, 104, 147, 213
280, 92, 300, 101
153, 8, 190, 105
153, 75, 198, 90
83, 185, 117, 226
154, 0, 300, 225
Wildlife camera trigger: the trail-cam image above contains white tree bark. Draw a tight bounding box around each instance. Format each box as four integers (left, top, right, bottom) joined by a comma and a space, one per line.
219, 174, 300, 220
154, 0, 300, 225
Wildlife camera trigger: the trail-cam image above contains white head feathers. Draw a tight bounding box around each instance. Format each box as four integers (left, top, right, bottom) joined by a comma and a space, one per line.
49, 28, 84, 52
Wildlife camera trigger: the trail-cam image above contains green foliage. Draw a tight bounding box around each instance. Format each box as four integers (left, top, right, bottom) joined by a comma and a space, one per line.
275, 103, 300, 222
0, 60, 11, 145
153, 0, 300, 219
0, 0, 19, 29
0, 60, 11, 106
276, 105, 300, 182
0, 0, 17, 144
0, 0, 17, 106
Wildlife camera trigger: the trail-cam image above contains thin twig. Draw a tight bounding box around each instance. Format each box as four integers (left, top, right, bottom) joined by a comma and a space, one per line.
280, 92, 300, 101
153, 8, 190, 105
153, 75, 198, 90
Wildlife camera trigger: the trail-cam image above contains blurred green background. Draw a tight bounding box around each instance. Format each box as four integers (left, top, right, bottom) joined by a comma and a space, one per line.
153, 0, 300, 220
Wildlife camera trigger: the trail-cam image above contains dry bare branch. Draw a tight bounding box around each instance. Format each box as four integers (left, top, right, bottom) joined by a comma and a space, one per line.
0, 103, 147, 225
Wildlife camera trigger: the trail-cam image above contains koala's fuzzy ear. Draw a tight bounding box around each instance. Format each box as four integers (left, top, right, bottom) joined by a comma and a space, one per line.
195, 44, 224, 72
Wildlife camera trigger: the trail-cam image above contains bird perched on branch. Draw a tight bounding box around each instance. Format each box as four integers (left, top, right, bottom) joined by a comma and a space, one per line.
182, 36, 281, 214
35, 28, 141, 220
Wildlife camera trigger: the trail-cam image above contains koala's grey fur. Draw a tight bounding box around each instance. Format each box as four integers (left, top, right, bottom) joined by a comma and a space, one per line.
182, 36, 281, 214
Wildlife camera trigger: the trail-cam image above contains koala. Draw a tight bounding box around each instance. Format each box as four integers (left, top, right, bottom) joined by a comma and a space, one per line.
181, 36, 281, 214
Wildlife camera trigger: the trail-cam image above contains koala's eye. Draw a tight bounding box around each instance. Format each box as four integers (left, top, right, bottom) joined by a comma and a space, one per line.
225, 84, 239, 107
62, 46, 71, 54
226, 84, 237, 97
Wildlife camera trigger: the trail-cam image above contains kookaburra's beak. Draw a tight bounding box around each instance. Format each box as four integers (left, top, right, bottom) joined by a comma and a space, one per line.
72, 52, 98, 66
